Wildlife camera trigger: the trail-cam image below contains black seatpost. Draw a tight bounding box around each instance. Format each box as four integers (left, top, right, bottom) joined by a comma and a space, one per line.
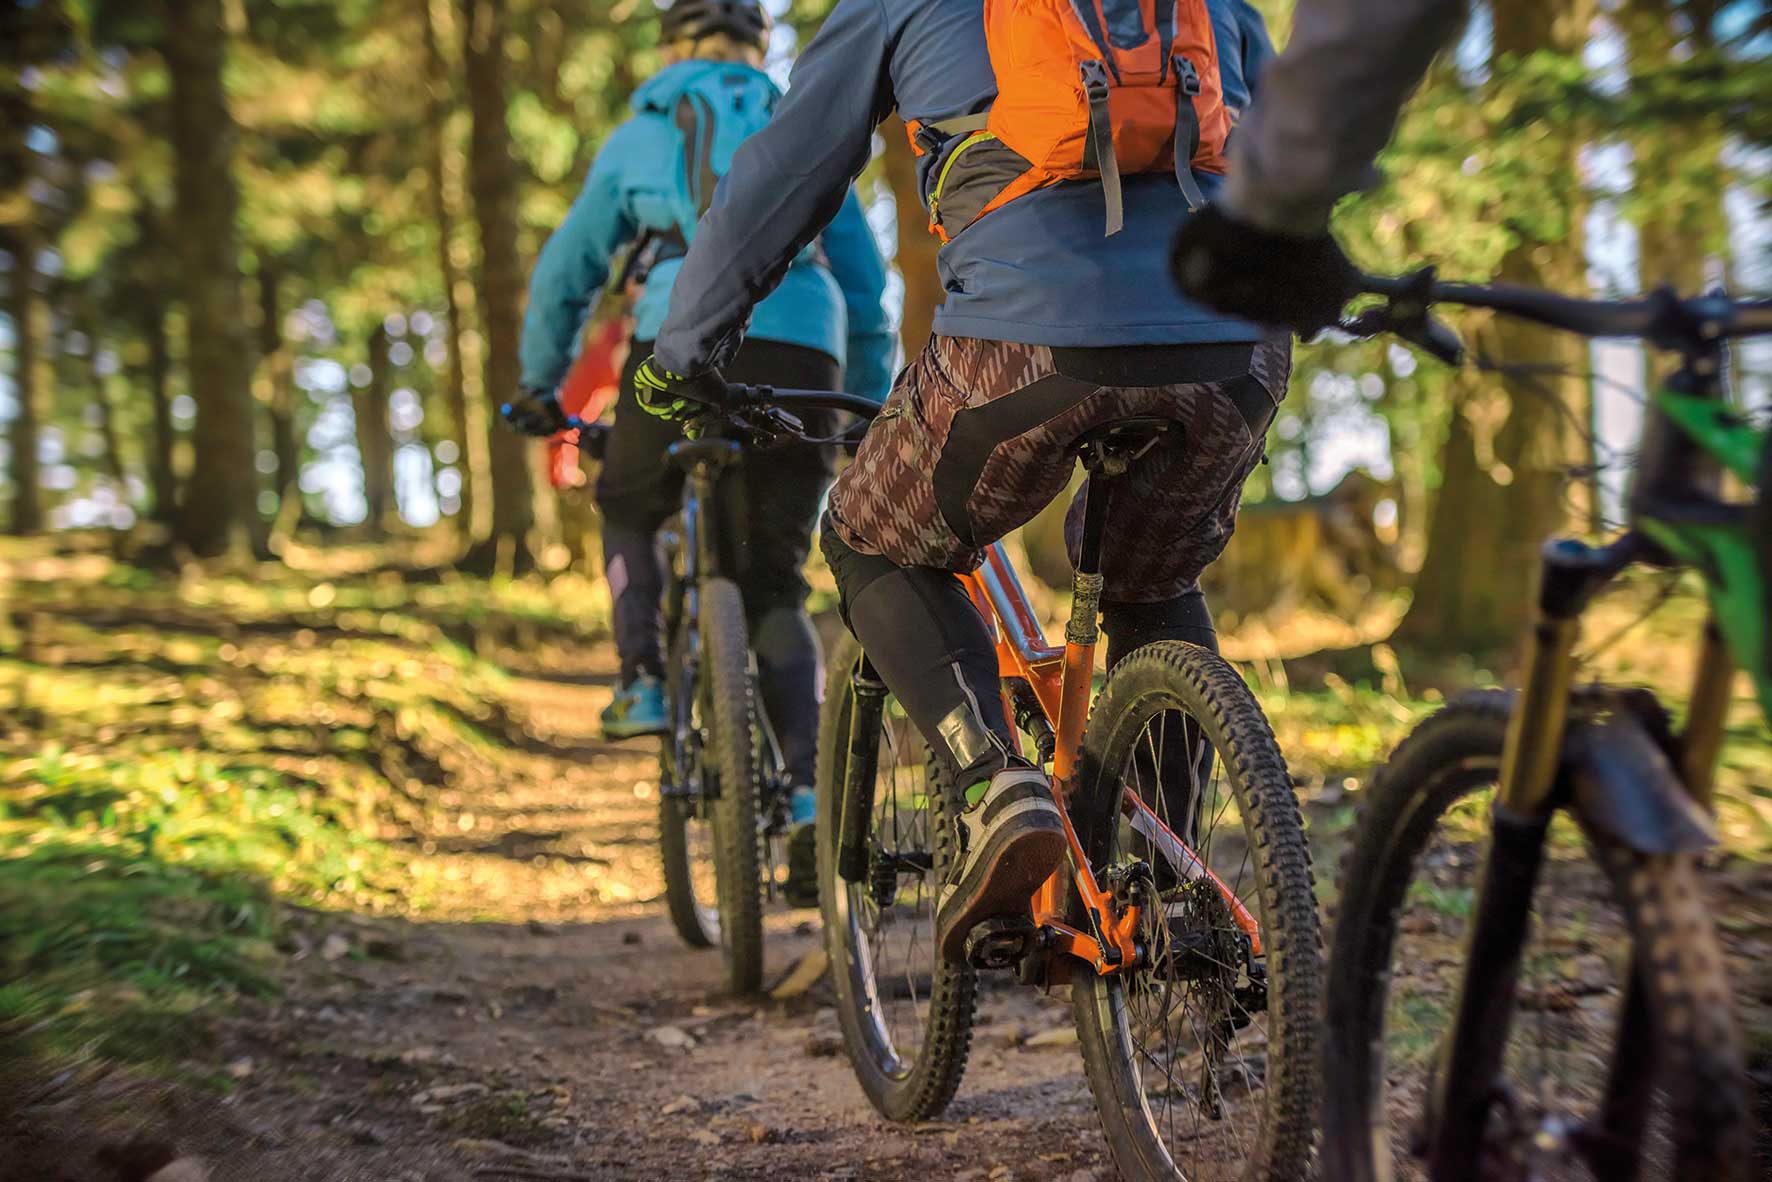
1065, 462, 1118, 651
1074, 474, 1114, 578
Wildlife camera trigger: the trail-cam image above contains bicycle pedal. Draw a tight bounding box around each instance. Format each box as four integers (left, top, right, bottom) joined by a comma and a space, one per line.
965, 918, 1036, 971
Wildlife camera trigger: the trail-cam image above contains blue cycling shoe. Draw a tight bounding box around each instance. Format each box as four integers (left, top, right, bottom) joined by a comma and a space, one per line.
784, 786, 819, 909
600, 674, 669, 740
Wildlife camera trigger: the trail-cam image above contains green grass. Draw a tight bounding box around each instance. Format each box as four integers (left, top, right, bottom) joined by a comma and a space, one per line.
0, 749, 402, 1068
1256, 677, 1439, 789
0, 558, 599, 1073
1405, 879, 1476, 920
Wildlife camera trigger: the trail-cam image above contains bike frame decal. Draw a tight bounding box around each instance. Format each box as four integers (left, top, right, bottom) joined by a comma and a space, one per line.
1647, 390, 1771, 720
1658, 390, 1764, 485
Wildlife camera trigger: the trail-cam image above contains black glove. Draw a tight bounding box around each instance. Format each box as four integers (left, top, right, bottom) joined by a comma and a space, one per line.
501, 387, 570, 437
633, 354, 728, 421
1169, 203, 1360, 336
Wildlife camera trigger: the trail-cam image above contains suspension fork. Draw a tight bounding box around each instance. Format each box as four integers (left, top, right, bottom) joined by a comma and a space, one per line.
1425, 535, 1639, 1181
837, 656, 888, 884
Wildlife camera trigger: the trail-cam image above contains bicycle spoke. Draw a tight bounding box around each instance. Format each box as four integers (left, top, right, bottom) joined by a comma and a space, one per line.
1108, 702, 1281, 1178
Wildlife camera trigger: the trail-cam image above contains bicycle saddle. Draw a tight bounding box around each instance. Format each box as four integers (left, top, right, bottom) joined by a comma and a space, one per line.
1069, 417, 1176, 473
666, 436, 744, 471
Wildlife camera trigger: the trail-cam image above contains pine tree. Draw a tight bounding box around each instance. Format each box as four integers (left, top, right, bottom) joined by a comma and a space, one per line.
162, 0, 264, 557
458, 0, 536, 573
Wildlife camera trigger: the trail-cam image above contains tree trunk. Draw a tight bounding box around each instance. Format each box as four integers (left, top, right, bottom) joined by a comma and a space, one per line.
422, 0, 482, 536
355, 325, 398, 535
1392, 0, 1596, 656
163, 0, 264, 558
256, 266, 300, 513
4, 231, 44, 535
1623, 0, 1723, 359
459, 0, 536, 573
141, 296, 180, 527
882, 117, 944, 358
86, 320, 128, 489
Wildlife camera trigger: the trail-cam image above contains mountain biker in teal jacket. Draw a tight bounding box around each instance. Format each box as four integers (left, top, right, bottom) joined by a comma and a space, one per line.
503, 0, 893, 905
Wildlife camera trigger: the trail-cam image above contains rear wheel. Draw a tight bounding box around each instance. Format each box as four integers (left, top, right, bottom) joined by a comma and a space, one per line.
702, 577, 764, 994
659, 578, 718, 950
1069, 641, 1321, 1182
816, 634, 976, 1121
1323, 692, 1751, 1182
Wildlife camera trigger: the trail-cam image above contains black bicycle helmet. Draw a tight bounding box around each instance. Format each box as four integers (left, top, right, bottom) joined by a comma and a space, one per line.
658, 0, 771, 50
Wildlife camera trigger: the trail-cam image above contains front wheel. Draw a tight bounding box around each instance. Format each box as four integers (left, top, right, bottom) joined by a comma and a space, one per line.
659, 571, 718, 950
658, 792, 719, 949
816, 634, 977, 1122
1323, 691, 1750, 1182
1069, 641, 1322, 1182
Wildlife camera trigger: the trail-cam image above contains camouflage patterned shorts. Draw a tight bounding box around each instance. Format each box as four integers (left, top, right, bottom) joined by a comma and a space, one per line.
826, 334, 1292, 603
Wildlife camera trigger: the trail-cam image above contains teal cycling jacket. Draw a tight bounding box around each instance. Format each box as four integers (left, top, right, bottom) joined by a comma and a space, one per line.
520, 60, 895, 401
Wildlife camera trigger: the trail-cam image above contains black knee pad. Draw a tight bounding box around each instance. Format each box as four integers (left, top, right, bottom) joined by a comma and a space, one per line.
820, 516, 899, 629
846, 563, 1015, 785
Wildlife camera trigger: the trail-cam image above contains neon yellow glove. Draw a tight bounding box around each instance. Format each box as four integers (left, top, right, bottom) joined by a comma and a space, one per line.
633, 355, 726, 420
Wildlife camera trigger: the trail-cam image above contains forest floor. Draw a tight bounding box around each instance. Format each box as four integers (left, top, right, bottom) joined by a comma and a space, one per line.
2, 542, 1769, 1181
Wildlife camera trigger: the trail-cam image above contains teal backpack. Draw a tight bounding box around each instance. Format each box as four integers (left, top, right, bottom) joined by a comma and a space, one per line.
638, 63, 816, 262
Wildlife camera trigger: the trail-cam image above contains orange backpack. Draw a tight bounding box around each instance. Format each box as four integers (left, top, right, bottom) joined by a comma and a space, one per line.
907, 0, 1232, 240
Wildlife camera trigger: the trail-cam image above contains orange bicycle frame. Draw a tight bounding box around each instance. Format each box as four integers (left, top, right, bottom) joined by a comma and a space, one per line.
958, 542, 1261, 978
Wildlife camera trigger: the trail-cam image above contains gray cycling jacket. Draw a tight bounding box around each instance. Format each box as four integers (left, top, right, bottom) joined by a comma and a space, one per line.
1223, 0, 1470, 234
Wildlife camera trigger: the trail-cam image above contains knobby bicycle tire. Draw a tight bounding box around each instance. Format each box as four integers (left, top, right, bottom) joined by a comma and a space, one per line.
659, 600, 718, 950
702, 577, 765, 994
1322, 691, 1750, 1182
1069, 641, 1321, 1182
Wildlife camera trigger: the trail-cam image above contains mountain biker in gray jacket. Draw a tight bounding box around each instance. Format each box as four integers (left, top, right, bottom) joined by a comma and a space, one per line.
1171, 0, 1471, 331
630, 0, 1285, 963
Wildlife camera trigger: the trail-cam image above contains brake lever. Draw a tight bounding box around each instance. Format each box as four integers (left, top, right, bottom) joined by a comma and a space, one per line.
1338, 307, 1392, 338
1337, 287, 1465, 367
747, 406, 808, 448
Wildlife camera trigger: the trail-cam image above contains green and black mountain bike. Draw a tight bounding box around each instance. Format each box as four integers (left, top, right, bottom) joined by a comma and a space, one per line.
1322, 268, 1771, 1182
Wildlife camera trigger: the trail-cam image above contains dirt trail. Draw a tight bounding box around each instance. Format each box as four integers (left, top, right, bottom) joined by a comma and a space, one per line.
129, 660, 1117, 1182
17, 633, 1768, 1182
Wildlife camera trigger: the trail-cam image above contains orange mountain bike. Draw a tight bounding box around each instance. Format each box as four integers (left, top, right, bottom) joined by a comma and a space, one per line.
684, 387, 1324, 1182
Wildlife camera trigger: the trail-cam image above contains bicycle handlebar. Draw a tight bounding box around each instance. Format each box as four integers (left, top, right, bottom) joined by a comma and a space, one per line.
720, 384, 884, 421
1342, 266, 1772, 361
563, 384, 880, 454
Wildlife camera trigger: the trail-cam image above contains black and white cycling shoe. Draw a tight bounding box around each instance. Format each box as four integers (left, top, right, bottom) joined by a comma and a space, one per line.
935, 765, 1068, 964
